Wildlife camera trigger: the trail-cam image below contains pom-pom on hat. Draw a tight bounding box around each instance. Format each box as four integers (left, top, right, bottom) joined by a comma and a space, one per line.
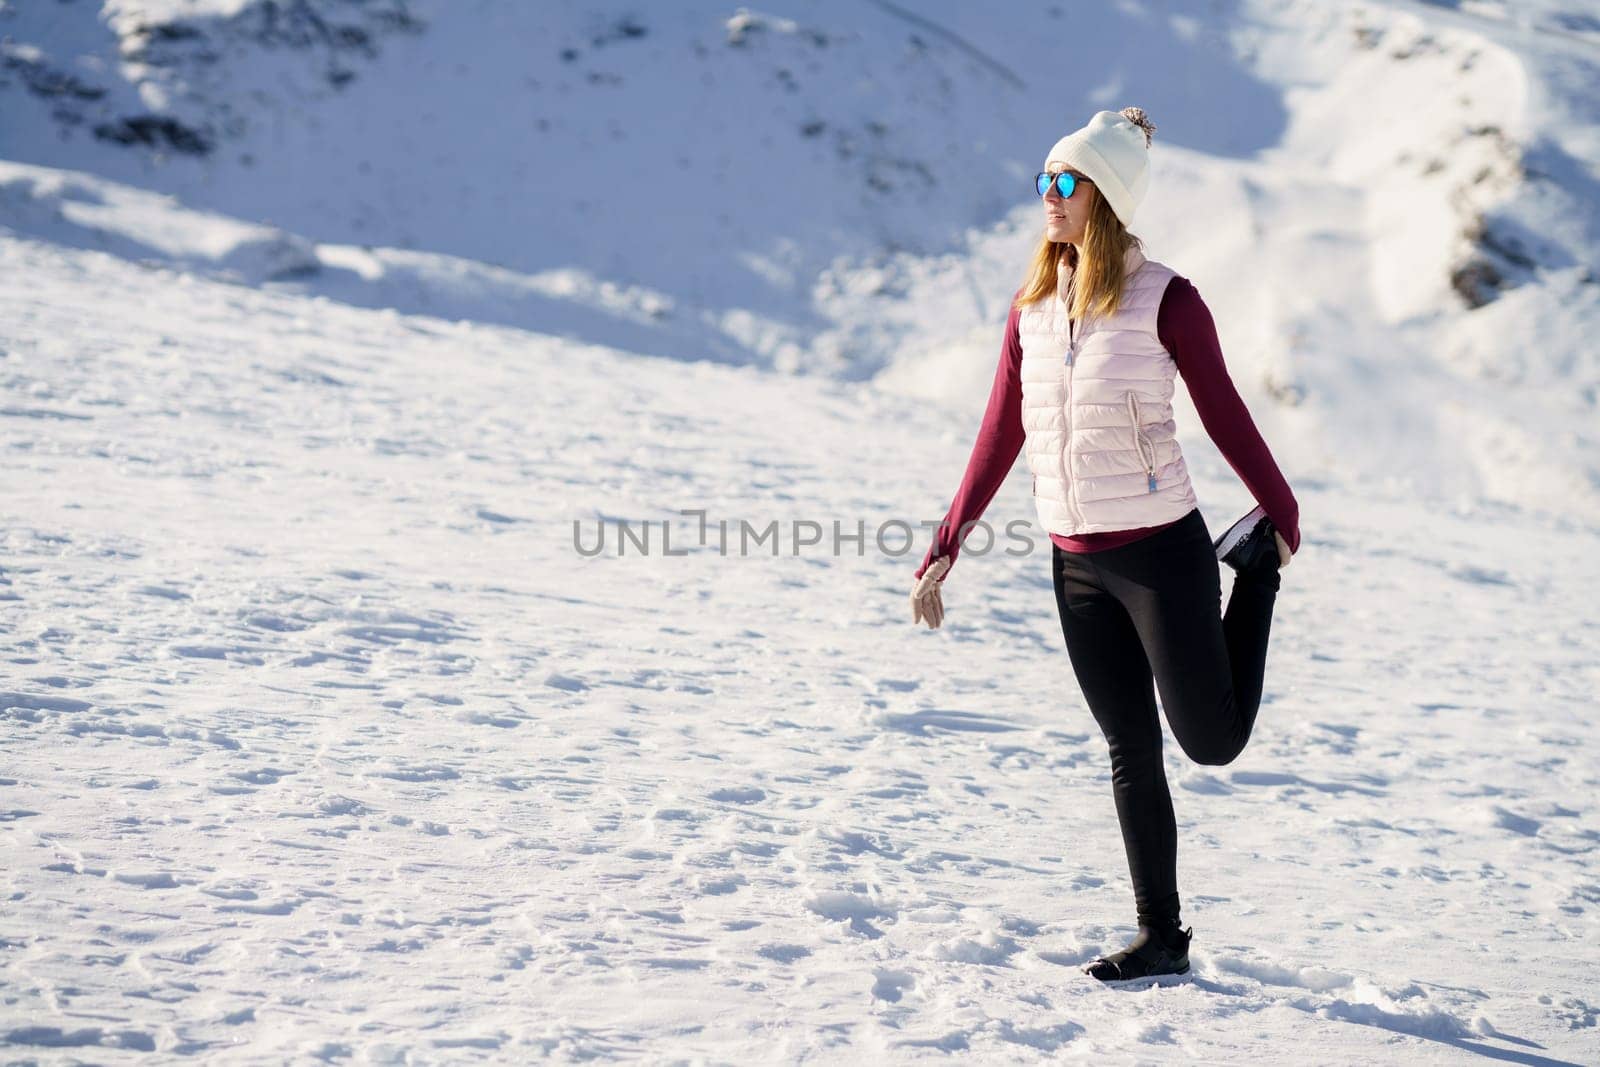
1043, 107, 1157, 228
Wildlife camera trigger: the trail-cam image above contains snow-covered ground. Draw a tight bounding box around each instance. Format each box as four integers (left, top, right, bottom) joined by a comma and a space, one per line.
3, 0, 1599, 1062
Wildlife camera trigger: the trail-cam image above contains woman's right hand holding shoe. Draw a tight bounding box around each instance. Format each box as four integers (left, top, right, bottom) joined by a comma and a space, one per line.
910, 557, 950, 630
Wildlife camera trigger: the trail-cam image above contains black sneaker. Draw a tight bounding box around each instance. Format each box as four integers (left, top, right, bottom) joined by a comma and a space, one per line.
1084, 923, 1193, 982
1213, 505, 1281, 574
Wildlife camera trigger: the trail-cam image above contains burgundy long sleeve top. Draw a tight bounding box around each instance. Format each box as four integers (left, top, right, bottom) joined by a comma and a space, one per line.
916, 276, 1300, 581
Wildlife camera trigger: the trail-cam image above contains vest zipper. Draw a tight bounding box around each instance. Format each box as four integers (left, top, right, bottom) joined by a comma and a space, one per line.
1126, 391, 1158, 492
1061, 311, 1084, 527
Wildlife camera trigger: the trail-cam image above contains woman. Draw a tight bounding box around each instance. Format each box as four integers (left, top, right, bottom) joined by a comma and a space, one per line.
908, 108, 1300, 983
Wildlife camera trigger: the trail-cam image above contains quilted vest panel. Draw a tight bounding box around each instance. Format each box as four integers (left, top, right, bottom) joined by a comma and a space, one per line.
1019, 245, 1199, 536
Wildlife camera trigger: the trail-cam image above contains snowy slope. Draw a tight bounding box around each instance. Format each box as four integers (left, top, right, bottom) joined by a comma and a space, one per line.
5, 0, 1597, 518
3, 0, 1600, 1061
3, 217, 1598, 1064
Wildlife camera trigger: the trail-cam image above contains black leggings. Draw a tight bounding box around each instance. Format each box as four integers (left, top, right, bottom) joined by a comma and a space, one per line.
1051, 507, 1281, 930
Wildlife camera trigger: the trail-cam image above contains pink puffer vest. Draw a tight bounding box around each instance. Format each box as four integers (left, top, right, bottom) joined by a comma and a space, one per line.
1019, 245, 1199, 535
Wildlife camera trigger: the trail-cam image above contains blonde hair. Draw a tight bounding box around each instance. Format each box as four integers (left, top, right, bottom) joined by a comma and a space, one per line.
1012, 177, 1143, 323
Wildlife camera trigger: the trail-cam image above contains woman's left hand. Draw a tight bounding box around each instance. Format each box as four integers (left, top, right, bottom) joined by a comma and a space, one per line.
1274, 530, 1292, 569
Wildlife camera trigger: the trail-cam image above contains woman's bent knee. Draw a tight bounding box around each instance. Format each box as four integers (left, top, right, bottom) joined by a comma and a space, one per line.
1175, 733, 1248, 767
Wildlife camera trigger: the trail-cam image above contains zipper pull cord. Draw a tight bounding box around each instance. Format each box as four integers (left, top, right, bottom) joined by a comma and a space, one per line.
1063, 277, 1078, 365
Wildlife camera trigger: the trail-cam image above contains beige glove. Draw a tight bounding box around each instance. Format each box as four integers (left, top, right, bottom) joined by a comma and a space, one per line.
911, 557, 950, 629
1274, 530, 1293, 569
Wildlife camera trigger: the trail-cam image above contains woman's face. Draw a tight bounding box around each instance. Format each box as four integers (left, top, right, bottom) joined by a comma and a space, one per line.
1042, 167, 1093, 246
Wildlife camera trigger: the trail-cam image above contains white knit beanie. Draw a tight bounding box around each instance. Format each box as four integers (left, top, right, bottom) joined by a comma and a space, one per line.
1043, 107, 1157, 228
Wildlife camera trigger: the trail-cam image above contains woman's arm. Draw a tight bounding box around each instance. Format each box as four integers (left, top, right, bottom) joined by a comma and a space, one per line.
1158, 277, 1301, 553
914, 294, 1028, 581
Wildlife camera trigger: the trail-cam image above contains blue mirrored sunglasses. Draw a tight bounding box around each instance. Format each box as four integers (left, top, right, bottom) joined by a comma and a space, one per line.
1036, 171, 1093, 199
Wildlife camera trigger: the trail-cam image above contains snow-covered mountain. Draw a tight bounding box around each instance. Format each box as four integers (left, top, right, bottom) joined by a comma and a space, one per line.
3, 0, 1598, 1061
5, 0, 1598, 519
